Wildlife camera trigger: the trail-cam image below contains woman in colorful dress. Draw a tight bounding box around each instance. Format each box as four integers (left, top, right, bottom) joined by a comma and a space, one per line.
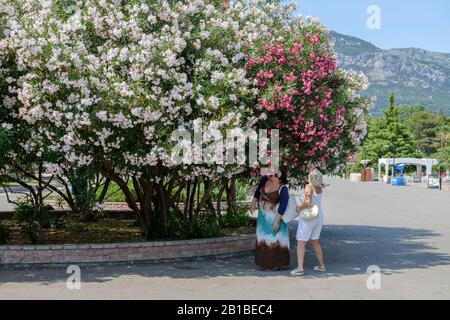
250, 170, 290, 271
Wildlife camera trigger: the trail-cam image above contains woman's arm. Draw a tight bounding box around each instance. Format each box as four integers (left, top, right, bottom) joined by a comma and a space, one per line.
272, 186, 288, 233
277, 186, 289, 215
250, 177, 268, 214
297, 185, 313, 212
250, 197, 258, 214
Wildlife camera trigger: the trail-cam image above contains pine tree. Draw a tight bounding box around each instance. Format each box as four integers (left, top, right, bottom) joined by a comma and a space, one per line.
404, 108, 447, 155
360, 95, 420, 166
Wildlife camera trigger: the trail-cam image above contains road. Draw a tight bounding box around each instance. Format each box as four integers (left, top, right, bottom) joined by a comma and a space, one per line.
0, 192, 18, 212
1, 178, 450, 299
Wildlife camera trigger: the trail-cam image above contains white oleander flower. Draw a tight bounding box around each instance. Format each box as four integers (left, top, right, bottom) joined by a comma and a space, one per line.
208, 96, 220, 109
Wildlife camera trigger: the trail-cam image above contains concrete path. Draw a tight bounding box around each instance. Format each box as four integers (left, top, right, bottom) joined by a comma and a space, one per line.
1, 178, 450, 299
0, 193, 18, 212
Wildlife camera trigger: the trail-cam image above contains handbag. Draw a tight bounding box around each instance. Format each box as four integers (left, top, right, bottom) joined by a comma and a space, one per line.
301, 204, 320, 221
278, 186, 302, 224
301, 186, 320, 221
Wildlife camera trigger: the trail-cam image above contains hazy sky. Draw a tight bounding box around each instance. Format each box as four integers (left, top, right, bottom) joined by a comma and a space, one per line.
286, 0, 450, 53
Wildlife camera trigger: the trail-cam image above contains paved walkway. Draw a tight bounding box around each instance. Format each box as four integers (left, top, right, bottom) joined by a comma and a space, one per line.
0, 193, 17, 212
1, 178, 450, 299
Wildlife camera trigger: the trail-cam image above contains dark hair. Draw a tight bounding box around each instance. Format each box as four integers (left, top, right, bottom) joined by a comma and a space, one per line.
279, 169, 288, 185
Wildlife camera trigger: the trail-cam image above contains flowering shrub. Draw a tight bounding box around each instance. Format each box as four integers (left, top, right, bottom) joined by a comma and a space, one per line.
0, 0, 369, 237
246, 17, 369, 183
0, 0, 296, 237
0, 0, 287, 177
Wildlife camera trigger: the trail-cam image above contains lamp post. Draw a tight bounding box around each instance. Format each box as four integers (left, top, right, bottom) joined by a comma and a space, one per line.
383, 143, 395, 182
390, 143, 396, 178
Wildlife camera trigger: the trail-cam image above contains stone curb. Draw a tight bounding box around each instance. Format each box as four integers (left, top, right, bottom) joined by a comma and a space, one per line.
0, 234, 256, 265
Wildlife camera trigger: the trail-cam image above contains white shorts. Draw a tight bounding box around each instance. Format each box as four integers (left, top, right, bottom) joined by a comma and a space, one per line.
296, 218, 323, 241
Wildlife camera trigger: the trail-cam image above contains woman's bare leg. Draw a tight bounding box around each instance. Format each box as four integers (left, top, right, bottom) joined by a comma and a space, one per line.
311, 240, 325, 268
296, 241, 307, 271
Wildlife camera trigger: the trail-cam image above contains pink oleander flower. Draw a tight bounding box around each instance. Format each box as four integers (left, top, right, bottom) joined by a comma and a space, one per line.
284, 73, 296, 82
290, 43, 302, 55
310, 34, 319, 44
246, 31, 369, 183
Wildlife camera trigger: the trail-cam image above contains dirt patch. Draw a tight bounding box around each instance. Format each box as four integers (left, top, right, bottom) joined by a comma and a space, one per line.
1, 218, 255, 245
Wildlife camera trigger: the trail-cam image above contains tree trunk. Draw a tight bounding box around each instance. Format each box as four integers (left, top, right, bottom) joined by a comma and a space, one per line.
170, 182, 185, 219
159, 183, 168, 234
195, 179, 213, 215
184, 181, 191, 219
216, 183, 226, 218
105, 171, 152, 237
37, 163, 44, 208
141, 180, 154, 239
226, 177, 237, 215
188, 178, 198, 222
97, 177, 111, 203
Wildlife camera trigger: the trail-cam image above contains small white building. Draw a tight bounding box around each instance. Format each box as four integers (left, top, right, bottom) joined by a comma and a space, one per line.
378, 158, 439, 183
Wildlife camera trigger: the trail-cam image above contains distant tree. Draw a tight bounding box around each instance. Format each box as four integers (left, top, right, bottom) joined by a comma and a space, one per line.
404, 109, 447, 155
435, 146, 450, 171
389, 93, 395, 108
396, 104, 426, 123
435, 120, 450, 171
360, 95, 420, 166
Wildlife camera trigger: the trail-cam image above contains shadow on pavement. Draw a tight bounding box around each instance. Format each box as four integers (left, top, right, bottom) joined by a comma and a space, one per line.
1, 224, 449, 285
314, 224, 450, 276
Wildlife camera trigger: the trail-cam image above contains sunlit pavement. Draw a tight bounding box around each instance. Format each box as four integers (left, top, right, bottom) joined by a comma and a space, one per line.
0, 193, 17, 212
1, 178, 450, 300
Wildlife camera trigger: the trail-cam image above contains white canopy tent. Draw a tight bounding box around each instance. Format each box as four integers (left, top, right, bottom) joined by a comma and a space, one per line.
378, 158, 439, 183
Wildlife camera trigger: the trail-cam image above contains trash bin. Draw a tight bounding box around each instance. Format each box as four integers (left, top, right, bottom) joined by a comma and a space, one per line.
360, 168, 372, 182
391, 177, 405, 186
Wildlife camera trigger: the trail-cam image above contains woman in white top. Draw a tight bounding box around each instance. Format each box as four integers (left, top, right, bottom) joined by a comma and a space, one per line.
291, 169, 326, 276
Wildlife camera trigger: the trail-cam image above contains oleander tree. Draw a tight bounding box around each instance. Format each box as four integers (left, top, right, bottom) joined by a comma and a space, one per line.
0, 0, 298, 237
245, 16, 370, 184
1, 6, 42, 203
1, 8, 110, 223
1, 0, 370, 238
0, 7, 12, 173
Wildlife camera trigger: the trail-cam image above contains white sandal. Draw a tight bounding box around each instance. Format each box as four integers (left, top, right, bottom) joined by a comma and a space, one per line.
314, 266, 326, 272
290, 269, 305, 277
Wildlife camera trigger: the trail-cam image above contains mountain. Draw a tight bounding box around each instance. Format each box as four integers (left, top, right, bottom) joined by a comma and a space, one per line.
330, 31, 450, 116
